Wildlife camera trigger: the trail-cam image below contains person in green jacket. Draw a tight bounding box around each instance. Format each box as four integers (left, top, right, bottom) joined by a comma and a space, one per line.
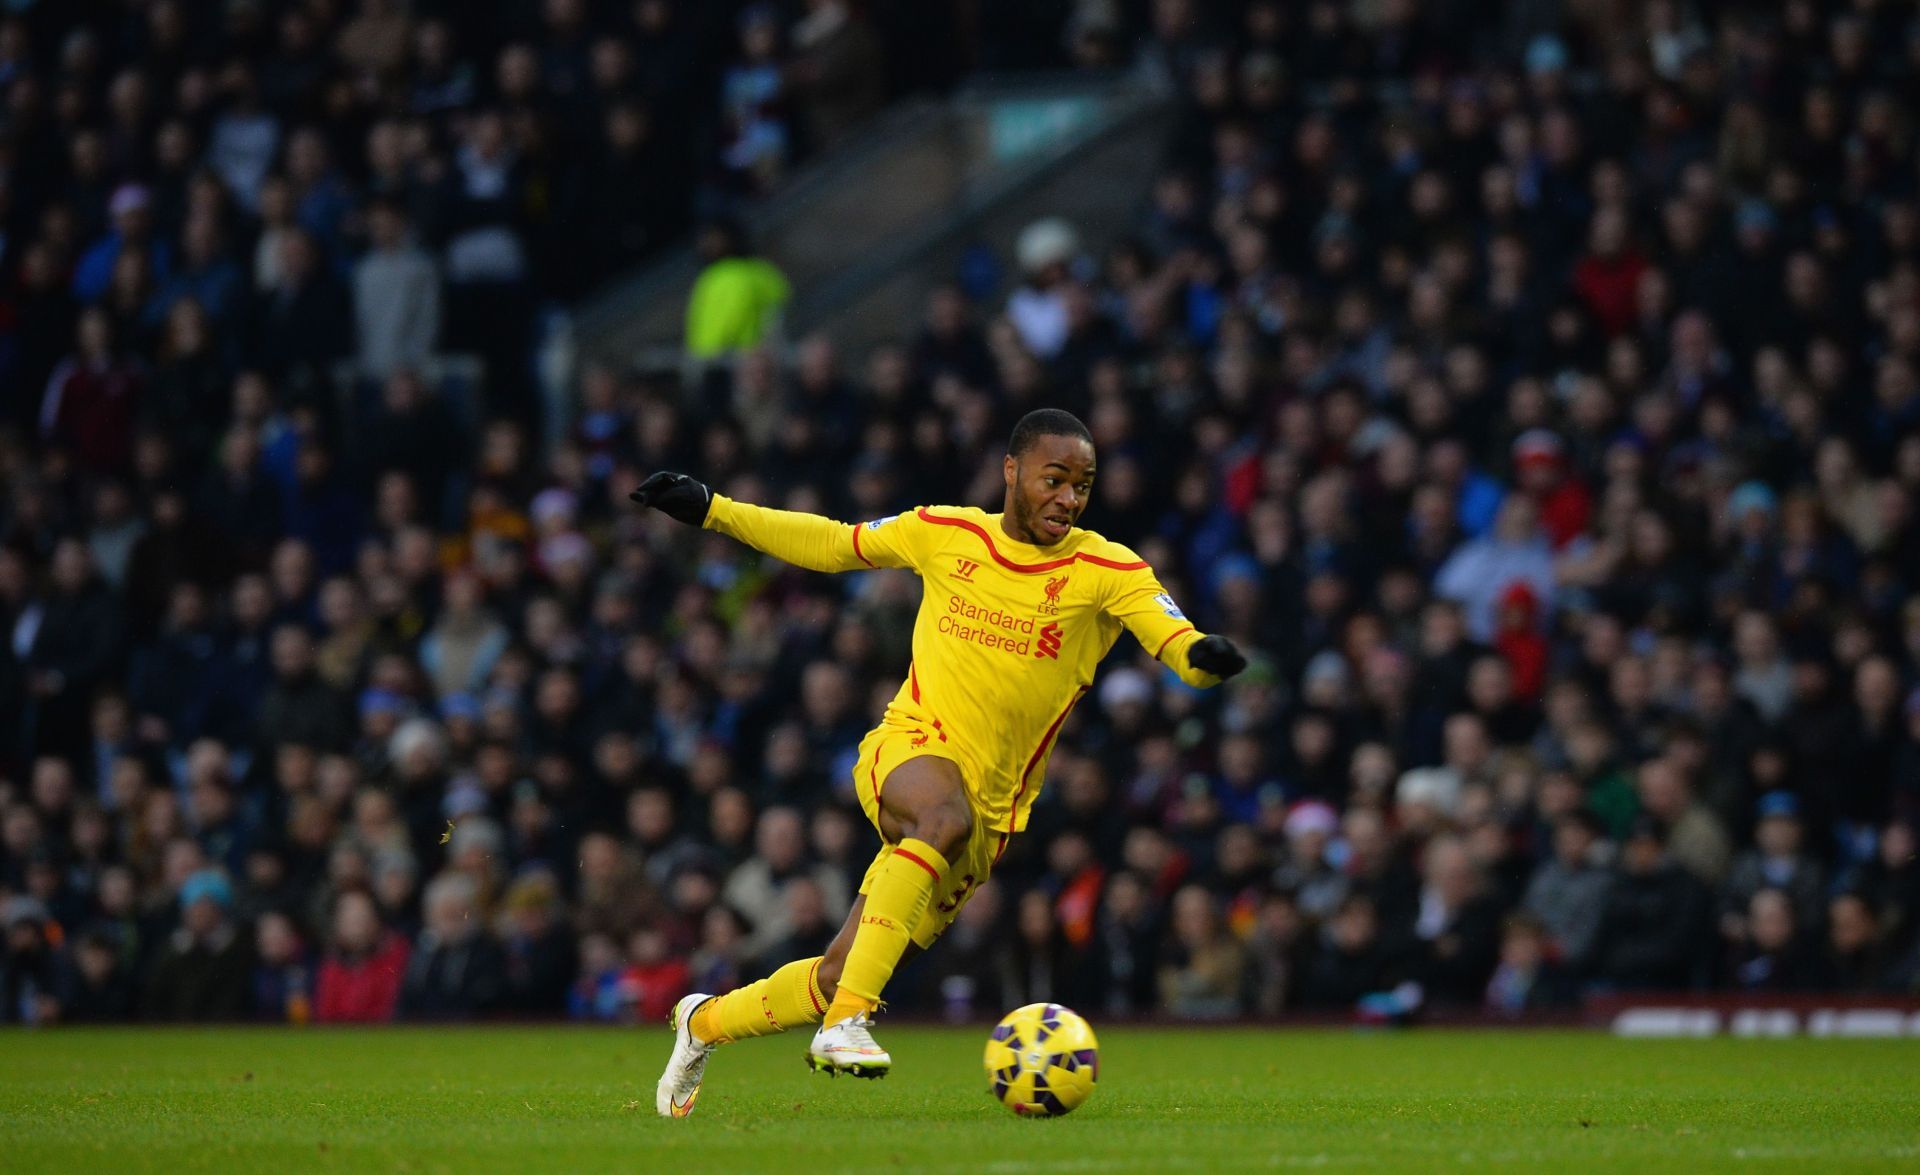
685, 219, 790, 360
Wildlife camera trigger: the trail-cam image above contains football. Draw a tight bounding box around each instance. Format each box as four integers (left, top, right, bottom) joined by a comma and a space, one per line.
983, 1003, 1100, 1117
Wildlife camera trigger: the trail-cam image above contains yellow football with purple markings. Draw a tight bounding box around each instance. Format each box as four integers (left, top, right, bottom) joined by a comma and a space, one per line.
983, 1002, 1099, 1117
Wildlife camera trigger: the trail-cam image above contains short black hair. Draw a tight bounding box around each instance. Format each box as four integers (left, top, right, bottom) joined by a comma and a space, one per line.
1008, 408, 1093, 457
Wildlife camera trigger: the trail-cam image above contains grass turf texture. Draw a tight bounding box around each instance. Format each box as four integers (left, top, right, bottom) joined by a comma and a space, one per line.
3, 1027, 1917, 1172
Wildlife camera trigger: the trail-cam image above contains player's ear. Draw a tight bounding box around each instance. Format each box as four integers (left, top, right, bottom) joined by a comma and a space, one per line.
1003, 453, 1016, 488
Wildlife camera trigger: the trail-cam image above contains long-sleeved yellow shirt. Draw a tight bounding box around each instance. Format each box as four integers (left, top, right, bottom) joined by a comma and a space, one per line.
705, 494, 1220, 832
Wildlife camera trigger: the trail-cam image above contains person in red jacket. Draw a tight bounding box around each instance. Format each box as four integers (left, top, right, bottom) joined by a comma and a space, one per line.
315, 890, 411, 1022
622, 924, 690, 1024
38, 306, 144, 474
1493, 580, 1549, 704
1511, 430, 1591, 550
1571, 206, 1647, 339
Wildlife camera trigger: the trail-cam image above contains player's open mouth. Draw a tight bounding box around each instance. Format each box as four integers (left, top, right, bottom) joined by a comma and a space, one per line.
1040, 514, 1071, 538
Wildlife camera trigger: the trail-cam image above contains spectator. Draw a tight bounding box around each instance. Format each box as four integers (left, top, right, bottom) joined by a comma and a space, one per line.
1244, 889, 1310, 1016
568, 932, 628, 1022
1523, 811, 1612, 965
1508, 431, 1591, 552
0, 897, 62, 1025
1434, 497, 1556, 642
724, 806, 846, 965
152, 216, 242, 330
1410, 835, 1503, 1006
623, 924, 688, 1025
24, 541, 124, 760
1637, 757, 1732, 886
1007, 219, 1077, 360
336, 0, 411, 81
398, 872, 504, 1021
352, 200, 440, 382
255, 625, 352, 756
252, 909, 314, 1022
684, 220, 790, 361
1300, 894, 1399, 1010
73, 184, 170, 305
1089, 870, 1161, 1017
1721, 793, 1826, 942
1727, 888, 1834, 992
142, 299, 229, 470
1824, 893, 1884, 992
787, 0, 884, 150
1485, 914, 1575, 1015
1587, 819, 1711, 990
362, 370, 464, 519
244, 229, 351, 391
688, 905, 749, 998
1004, 889, 1075, 1008
719, 8, 792, 193
1273, 801, 1345, 921
40, 307, 144, 476
142, 870, 254, 1020
499, 871, 575, 1014
207, 66, 280, 212
316, 890, 409, 1023
60, 930, 135, 1022
1157, 885, 1244, 1019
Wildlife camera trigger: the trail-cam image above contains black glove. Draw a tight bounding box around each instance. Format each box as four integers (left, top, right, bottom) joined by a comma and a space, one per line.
1188, 634, 1247, 679
629, 472, 712, 526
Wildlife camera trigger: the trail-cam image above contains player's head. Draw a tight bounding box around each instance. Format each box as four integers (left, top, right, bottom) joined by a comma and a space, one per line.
1002, 408, 1095, 546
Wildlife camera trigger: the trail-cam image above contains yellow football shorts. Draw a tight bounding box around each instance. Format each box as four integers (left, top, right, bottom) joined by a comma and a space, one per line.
852, 721, 1009, 949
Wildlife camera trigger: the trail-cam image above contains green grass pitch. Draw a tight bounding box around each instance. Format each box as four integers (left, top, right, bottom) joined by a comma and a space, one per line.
3, 1026, 1917, 1172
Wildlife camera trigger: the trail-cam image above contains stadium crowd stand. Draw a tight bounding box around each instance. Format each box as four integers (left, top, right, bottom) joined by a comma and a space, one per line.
5, 0, 1920, 1026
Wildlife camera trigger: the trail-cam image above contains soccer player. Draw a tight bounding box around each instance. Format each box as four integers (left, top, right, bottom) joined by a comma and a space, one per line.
640, 408, 1246, 1117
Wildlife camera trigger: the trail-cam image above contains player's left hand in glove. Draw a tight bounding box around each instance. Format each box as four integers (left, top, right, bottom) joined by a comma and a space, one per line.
630, 472, 712, 526
1188, 634, 1248, 679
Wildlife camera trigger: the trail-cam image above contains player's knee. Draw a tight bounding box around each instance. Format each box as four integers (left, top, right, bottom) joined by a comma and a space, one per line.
815, 953, 842, 1002
913, 801, 972, 862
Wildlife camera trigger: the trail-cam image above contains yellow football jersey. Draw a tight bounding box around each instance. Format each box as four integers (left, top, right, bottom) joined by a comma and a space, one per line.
704, 496, 1221, 832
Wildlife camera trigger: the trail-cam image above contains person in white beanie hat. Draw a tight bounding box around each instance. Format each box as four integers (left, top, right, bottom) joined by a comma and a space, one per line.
1007, 217, 1079, 359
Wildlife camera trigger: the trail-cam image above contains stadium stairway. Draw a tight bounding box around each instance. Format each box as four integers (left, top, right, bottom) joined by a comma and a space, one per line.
572, 69, 1175, 371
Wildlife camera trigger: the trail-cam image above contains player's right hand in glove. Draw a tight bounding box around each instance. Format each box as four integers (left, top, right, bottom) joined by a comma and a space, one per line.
629, 472, 712, 526
1188, 634, 1248, 679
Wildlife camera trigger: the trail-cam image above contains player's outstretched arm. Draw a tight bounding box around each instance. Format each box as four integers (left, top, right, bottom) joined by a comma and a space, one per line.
1102, 560, 1247, 687
631, 472, 910, 574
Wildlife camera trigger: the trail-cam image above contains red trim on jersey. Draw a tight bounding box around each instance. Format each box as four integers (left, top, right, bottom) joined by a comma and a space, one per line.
915, 508, 1149, 574
1009, 685, 1089, 832
993, 832, 1010, 864
908, 661, 920, 703
851, 522, 876, 568
1076, 551, 1154, 570
806, 960, 825, 1014
868, 752, 882, 809
893, 847, 942, 881
1154, 625, 1195, 660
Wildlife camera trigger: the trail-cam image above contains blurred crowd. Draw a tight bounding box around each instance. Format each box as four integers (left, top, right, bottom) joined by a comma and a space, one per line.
9, 0, 1920, 1028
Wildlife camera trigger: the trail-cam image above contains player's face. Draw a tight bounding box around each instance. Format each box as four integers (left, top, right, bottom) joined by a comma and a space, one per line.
1003, 434, 1095, 546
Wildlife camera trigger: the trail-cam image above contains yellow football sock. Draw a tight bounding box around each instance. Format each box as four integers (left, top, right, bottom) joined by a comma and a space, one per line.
689, 956, 827, 1044
827, 838, 949, 1021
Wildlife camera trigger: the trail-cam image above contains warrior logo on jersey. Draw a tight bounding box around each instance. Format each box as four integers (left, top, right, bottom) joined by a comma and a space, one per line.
1039, 574, 1069, 615
1151, 592, 1186, 620
955, 558, 980, 582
